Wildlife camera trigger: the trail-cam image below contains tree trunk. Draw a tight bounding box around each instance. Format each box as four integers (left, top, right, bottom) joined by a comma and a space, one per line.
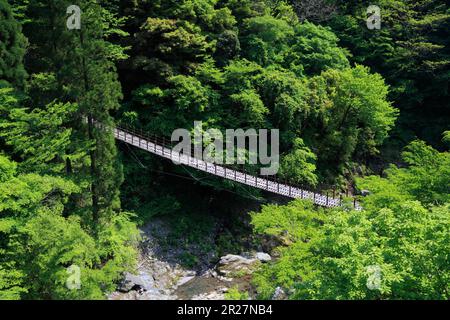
79, 30, 100, 232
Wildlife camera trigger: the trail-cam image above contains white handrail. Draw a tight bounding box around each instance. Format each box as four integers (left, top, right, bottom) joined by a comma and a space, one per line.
109, 124, 362, 210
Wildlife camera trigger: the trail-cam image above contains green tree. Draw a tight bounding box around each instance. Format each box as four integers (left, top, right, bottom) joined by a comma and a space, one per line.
251, 140, 450, 300
326, 0, 450, 148
304, 65, 398, 180
0, 98, 79, 175
279, 138, 318, 186
0, 0, 27, 87
0, 155, 138, 300
19, 0, 127, 227
286, 22, 349, 76
358, 140, 450, 208
0, 0, 140, 300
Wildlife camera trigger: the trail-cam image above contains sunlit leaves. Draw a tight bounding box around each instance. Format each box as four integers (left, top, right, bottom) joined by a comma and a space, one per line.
279, 138, 318, 186
252, 141, 450, 300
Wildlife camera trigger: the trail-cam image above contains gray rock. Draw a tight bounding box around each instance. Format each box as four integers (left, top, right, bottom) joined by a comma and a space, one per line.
216, 254, 259, 276
138, 293, 174, 300
192, 291, 226, 300
119, 272, 155, 292
176, 276, 195, 287
219, 254, 255, 265
219, 287, 229, 294
255, 252, 272, 263
137, 288, 175, 300
109, 291, 139, 300
361, 190, 371, 197
272, 287, 287, 300
185, 270, 197, 277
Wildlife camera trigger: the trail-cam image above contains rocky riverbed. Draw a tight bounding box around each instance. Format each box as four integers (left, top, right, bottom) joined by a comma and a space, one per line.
109, 216, 274, 300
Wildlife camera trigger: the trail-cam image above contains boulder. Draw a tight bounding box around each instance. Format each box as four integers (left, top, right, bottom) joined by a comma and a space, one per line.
216, 254, 259, 276
192, 291, 226, 300
118, 272, 155, 292
138, 288, 174, 300
255, 252, 272, 263
272, 287, 287, 300
176, 276, 195, 287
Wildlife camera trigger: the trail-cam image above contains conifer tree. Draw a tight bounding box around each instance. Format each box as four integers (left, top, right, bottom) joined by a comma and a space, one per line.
18, 0, 126, 230
0, 0, 27, 87
65, 0, 125, 228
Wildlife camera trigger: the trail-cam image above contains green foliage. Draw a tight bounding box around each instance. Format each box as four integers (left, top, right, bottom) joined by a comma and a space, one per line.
135, 17, 211, 76
119, 0, 396, 191
0, 153, 16, 182
225, 285, 249, 300
242, 15, 294, 66
241, 16, 349, 75
358, 140, 450, 208
0, 0, 140, 300
251, 200, 325, 299
3, 0, 446, 301
292, 200, 449, 300
133, 196, 181, 226
229, 89, 268, 127
286, 22, 349, 75
443, 131, 450, 146
0, 98, 79, 174
251, 200, 325, 245
305, 65, 398, 180
0, 155, 138, 299
0, 0, 27, 87
251, 141, 450, 300
279, 138, 318, 186
326, 0, 450, 147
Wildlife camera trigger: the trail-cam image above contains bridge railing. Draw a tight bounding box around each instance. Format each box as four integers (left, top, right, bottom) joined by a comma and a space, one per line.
93, 120, 361, 210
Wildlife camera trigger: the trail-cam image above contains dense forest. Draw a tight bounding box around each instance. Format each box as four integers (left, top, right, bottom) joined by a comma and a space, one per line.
0, 0, 448, 300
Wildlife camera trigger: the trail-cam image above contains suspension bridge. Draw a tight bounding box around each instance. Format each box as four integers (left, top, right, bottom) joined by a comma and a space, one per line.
98, 121, 361, 210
